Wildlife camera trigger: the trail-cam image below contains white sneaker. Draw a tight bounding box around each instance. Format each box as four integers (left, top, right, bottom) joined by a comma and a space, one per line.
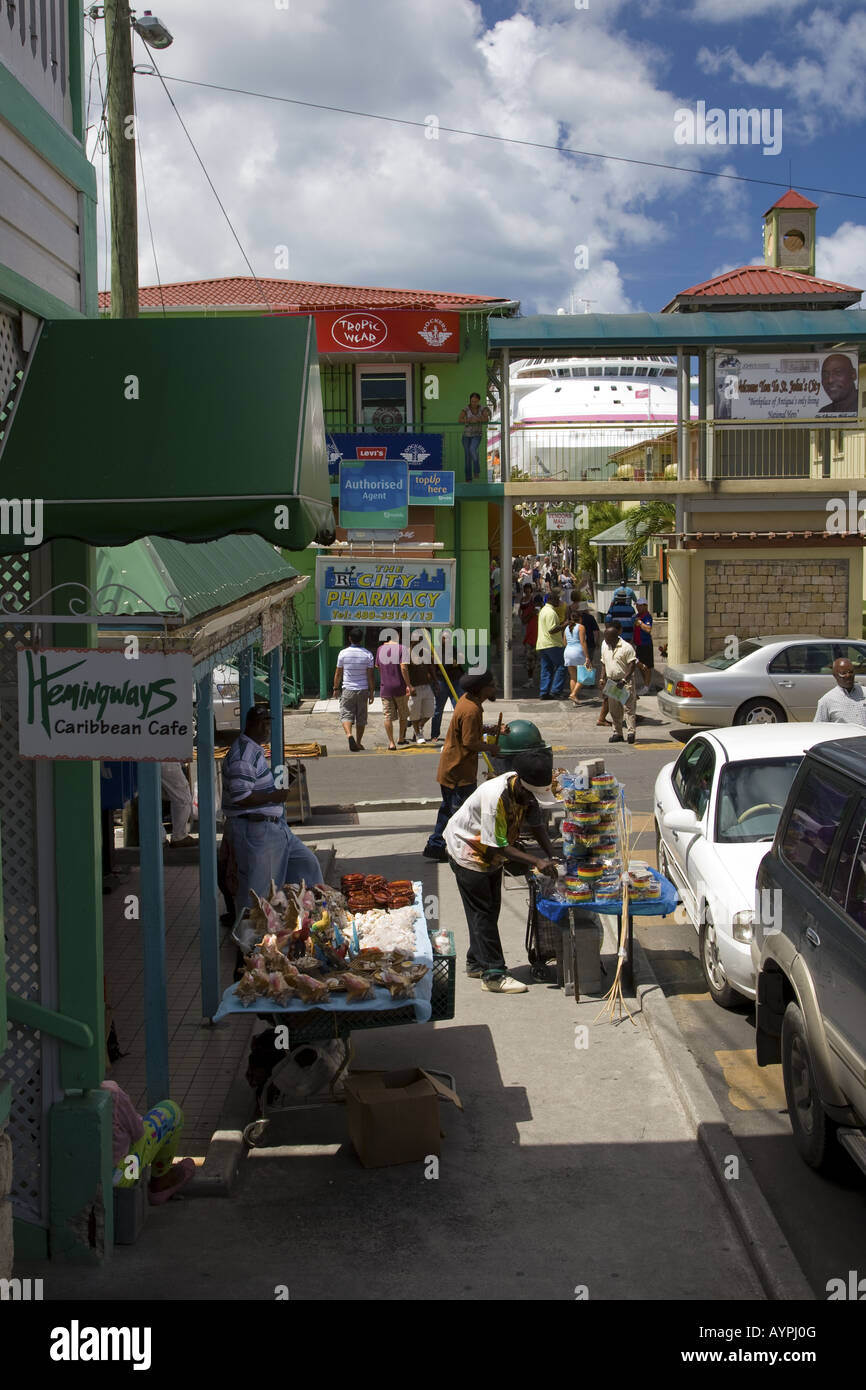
482, 974, 528, 994
415, 737, 427, 745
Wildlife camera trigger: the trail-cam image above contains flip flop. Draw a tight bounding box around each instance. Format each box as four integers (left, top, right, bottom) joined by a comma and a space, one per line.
148, 1157, 196, 1206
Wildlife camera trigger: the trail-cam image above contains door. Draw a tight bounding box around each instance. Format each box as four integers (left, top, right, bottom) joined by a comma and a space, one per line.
662, 737, 716, 921
815, 795, 866, 1118
767, 642, 835, 720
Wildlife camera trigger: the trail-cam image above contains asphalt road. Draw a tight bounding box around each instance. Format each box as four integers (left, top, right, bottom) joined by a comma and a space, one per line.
298, 710, 866, 1300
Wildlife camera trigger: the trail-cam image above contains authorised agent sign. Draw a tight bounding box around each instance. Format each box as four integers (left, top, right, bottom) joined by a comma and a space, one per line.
18, 648, 194, 760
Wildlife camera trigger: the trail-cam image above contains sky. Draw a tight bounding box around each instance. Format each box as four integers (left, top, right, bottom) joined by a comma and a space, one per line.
87, 0, 866, 314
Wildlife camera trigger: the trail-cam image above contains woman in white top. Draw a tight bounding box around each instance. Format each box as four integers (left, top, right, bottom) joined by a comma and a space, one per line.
562, 603, 591, 704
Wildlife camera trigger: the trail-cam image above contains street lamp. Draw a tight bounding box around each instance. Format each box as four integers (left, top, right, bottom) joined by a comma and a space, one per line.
132, 10, 173, 49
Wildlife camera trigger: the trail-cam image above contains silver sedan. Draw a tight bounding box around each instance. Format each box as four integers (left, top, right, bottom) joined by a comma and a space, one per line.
657, 635, 866, 727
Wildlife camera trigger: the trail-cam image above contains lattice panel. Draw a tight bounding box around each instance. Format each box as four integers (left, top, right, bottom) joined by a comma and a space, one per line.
0, 552, 31, 660
0, 310, 26, 447
0, 555, 44, 1223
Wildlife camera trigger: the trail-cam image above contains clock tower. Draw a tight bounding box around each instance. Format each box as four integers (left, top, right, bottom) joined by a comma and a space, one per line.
763, 190, 817, 275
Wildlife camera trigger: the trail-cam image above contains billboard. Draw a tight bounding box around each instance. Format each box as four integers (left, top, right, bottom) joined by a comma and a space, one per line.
313, 310, 459, 356
18, 649, 194, 760
714, 350, 860, 421
316, 558, 456, 626
338, 460, 408, 529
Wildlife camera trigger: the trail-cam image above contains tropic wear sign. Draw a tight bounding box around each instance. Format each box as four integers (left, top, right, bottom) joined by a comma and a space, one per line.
315, 558, 456, 626
18, 649, 194, 760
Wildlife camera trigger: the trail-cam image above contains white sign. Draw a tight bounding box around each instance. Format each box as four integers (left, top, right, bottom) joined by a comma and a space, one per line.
261, 604, 284, 656
714, 350, 860, 421
18, 649, 194, 760
546, 510, 578, 532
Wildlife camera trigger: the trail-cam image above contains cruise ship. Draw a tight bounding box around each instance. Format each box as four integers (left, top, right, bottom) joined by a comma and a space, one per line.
490, 356, 694, 481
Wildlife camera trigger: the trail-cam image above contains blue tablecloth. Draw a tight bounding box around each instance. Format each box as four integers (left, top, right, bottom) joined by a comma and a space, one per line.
536, 867, 678, 924
213, 881, 434, 1023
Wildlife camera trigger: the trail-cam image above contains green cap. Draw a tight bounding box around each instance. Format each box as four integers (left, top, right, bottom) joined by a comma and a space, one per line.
497, 718, 550, 755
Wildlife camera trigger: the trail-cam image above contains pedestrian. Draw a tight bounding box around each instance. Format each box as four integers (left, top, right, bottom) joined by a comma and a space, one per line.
599, 621, 638, 744
222, 705, 321, 932
333, 626, 375, 751
444, 748, 559, 994
429, 631, 464, 742
606, 585, 637, 645
563, 603, 591, 704
405, 630, 436, 743
375, 629, 410, 750
815, 658, 866, 724
160, 761, 197, 847
423, 669, 506, 861
101, 1079, 195, 1206
459, 392, 490, 482
517, 557, 534, 587
633, 599, 655, 689
518, 583, 540, 682
536, 591, 568, 700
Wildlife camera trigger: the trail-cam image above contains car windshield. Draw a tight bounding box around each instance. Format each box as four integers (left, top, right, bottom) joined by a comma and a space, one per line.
715, 757, 802, 843
703, 639, 763, 671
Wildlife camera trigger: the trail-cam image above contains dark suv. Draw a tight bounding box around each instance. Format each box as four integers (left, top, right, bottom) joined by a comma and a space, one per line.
754, 735, 866, 1177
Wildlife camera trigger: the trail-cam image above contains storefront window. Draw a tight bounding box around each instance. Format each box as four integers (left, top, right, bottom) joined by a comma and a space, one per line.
355, 367, 412, 432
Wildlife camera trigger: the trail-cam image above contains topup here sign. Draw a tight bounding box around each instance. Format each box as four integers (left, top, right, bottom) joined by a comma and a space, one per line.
18, 649, 194, 760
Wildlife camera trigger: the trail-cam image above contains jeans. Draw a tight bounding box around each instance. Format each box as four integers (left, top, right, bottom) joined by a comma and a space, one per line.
449, 859, 507, 978
430, 678, 457, 739
538, 645, 567, 697
425, 782, 476, 852
462, 434, 481, 481
228, 816, 322, 925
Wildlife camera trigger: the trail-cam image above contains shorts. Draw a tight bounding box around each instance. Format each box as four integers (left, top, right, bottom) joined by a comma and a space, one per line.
407, 684, 435, 722
635, 644, 654, 669
339, 687, 369, 726
382, 693, 409, 721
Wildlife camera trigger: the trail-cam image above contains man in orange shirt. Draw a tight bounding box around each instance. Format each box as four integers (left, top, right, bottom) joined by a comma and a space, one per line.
422, 670, 506, 861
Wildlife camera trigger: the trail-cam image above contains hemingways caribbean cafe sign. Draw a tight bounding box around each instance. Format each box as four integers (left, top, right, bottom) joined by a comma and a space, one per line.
17, 649, 194, 760
316, 558, 456, 626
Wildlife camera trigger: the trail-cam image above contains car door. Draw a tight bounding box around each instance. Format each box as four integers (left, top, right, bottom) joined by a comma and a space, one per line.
662, 738, 716, 920
766, 642, 835, 720
814, 794, 866, 1119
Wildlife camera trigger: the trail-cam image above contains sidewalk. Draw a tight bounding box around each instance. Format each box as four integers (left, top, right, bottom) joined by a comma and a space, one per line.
20, 809, 800, 1301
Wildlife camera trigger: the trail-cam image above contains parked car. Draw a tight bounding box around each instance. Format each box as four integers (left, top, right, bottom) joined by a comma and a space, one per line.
654, 723, 865, 1007
212, 664, 241, 733
754, 735, 866, 1177
657, 635, 866, 727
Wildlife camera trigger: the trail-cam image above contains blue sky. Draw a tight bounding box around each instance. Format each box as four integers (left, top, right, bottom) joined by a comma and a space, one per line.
93, 0, 866, 313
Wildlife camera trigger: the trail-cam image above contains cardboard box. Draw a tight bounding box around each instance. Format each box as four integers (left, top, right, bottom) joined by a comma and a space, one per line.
344, 1068, 463, 1169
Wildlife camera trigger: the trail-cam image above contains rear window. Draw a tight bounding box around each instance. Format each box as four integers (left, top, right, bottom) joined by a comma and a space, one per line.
703, 639, 763, 671
780, 766, 854, 883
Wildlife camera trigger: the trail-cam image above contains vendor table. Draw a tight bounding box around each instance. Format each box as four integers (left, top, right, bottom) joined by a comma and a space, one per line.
534, 867, 677, 1000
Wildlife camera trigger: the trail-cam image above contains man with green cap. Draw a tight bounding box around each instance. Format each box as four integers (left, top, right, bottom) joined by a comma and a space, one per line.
423, 669, 506, 862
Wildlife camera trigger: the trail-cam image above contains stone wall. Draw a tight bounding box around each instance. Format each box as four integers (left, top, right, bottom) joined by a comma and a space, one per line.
704, 558, 849, 656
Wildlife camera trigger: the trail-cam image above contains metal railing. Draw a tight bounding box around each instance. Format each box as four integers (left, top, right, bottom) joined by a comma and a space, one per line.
325, 419, 496, 483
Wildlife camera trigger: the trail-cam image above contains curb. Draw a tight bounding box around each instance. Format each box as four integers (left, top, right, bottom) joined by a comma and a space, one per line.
631, 935, 814, 1301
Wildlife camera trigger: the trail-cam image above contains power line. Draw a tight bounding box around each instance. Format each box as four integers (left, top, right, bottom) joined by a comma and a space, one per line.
139, 71, 866, 205
144, 55, 276, 311
132, 38, 166, 317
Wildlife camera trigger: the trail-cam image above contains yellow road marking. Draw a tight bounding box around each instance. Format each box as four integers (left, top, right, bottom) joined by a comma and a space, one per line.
715, 1049, 787, 1111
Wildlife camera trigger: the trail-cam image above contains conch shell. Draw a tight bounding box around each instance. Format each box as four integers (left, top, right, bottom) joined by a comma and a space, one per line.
342, 972, 375, 1001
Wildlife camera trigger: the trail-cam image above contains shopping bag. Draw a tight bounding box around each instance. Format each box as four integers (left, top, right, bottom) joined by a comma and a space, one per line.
576, 664, 596, 687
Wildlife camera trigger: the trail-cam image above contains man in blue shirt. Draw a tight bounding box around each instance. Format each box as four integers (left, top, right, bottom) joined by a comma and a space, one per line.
606, 586, 637, 645
222, 705, 321, 935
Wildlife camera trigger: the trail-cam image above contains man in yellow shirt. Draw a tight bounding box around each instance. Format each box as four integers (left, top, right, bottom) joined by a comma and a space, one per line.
536, 591, 567, 699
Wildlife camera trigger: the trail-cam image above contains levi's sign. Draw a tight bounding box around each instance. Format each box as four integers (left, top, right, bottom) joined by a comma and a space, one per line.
18, 649, 194, 760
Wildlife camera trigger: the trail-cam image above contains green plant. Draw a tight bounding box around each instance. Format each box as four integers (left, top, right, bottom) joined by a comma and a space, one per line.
622, 500, 676, 576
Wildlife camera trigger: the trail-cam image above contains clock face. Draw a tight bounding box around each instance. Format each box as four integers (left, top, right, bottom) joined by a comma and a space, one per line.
783, 228, 806, 252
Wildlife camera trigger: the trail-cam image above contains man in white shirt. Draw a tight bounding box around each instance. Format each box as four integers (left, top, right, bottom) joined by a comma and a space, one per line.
815, 658, 866, 725
333, 627, 375, 751
599, 621, 638, 744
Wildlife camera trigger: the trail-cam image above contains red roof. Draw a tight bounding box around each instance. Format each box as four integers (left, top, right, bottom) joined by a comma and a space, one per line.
98, 276, 511, 312
670, 264, 861, 302
763, 190, 819, 216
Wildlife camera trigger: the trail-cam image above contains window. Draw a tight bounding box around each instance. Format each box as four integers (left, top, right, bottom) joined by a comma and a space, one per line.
780, 768, 853, 883
673, 739, 714, 818
829, 643, 866, 674
773, 643, 834, 676
715, 757, 802, 844
354, 366, 412, 432
704, 638, 762, 671
829, 798, 866, 916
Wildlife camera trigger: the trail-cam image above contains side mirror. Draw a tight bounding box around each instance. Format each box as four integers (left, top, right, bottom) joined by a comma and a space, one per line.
663, 808, 702, 836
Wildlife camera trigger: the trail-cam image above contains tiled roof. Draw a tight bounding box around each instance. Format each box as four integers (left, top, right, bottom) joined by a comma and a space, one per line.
764, 190, 819, 215
98, 277, 511, 312
670, 264, 861, 301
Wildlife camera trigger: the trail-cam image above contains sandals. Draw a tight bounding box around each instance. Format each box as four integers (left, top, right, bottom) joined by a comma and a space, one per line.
148, 1157, 196, 1206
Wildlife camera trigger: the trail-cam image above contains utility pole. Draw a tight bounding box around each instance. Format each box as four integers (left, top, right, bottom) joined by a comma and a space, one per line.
104, 0, 139, 318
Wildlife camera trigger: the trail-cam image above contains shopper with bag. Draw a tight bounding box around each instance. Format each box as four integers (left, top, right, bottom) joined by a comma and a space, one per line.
563, 603, 592, 705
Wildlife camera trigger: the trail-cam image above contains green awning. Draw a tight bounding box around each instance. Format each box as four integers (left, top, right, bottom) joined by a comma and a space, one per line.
590, 519, 652, 546
489, 309, 866, 354
0, 316, 335, 550
97, 534, 302, 626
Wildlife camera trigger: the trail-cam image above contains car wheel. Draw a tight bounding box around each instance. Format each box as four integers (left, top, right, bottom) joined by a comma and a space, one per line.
699, 915, 740, 1008
733, 697, 786, 726
781, 1000, 840, 1173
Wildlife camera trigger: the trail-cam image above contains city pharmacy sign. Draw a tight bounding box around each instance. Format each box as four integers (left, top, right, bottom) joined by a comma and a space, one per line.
18, 649, 194, 760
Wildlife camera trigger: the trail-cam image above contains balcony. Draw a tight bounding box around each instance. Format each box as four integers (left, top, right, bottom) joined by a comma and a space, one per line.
324, 419, 503, 496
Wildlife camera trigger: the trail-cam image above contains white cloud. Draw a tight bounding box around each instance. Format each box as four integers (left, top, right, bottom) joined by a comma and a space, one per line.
690, 0, 810, 20
817, 222, 866, 292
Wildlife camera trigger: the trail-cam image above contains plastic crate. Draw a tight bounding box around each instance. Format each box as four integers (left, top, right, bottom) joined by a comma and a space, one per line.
430, 930, 456, 1021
